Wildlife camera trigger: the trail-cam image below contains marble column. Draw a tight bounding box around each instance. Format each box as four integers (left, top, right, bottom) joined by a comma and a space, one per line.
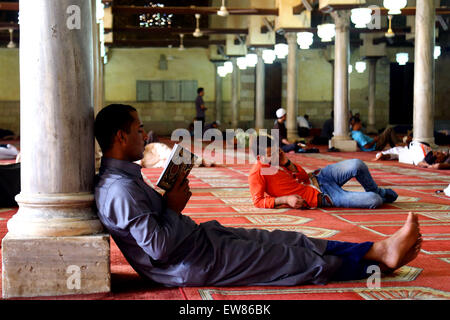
2, 0, 110, 298
93, 1, 104, 170
330, 10, 357, 151
367, 58, 378, 134
413, 0, 435, 146
214, 62, 223, 125
231, 58, 240, 128
285, 32, 299, 141
255, 49, 265, 130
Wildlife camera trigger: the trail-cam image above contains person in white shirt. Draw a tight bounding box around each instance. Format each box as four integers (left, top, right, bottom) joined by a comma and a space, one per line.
374, 141, 432, 166
297, 114, 312, 137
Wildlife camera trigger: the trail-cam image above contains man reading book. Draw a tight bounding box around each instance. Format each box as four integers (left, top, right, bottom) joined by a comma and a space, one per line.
94, 104, 422, 287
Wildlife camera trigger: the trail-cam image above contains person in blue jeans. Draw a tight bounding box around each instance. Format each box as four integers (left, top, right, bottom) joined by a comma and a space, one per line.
250, 135, 398, 210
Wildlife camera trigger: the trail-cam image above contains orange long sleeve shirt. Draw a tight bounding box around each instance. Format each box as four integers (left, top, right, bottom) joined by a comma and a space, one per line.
248, 161, 320, 209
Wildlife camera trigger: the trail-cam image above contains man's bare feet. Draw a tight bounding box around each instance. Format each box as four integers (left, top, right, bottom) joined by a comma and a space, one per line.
365, 212, 421, 271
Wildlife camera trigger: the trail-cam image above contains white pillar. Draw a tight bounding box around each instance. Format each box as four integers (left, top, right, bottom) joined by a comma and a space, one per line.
285, 32, 299, 141
330, 10, 357, 151
413, 0, 435, 146
367, 58, 378, 134
214, 62, 223, 124
255, 48, 265, 130
231, 58, 239, 128
2, 0, 109, 299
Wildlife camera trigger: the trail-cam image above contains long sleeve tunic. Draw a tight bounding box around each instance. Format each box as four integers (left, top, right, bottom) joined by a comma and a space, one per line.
94, 158, 343, 287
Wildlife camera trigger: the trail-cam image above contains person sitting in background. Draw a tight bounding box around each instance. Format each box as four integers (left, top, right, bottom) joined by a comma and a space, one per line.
248, 136, 398, 210
297, 114, 312, 137
351, 119, 402, 152
417, 150, 450, 170
312, 111, 334, 146
273, 108, 305, 153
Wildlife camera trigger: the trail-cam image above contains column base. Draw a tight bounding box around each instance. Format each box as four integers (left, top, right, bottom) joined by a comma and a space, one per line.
2, 233, 110, 299
330, 137, 358, 152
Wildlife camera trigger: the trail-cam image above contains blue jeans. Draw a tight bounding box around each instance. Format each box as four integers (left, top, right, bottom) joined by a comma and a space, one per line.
316, 159, 383, 209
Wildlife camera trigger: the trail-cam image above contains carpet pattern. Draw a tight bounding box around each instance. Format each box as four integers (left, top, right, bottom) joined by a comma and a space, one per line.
1, 150, 449, 300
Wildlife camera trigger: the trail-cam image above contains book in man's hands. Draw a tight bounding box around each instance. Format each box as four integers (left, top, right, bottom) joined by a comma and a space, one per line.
156, 144, 198, 191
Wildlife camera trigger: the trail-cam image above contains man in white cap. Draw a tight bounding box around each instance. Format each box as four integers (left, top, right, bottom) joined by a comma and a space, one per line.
273, 108, 304, 153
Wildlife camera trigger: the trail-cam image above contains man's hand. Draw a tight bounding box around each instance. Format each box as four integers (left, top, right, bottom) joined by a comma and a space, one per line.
163, 174, 192, 214
277, 195, 309, 209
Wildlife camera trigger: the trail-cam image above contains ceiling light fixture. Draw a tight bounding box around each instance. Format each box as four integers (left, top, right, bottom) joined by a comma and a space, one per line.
7, 28, 16, 48
317, 23, 335, 42
178, 34, 185, 51
217, 0, 229, 17
245, 53, 258, 67
218, 65, 228, 77
385, 15, 395, 38
297, 32, 314, 49
355, 61, 366, 73
351, 8, 372, 28
193, 13, 203, 38
434, 46, 441, 60
396, 52, 409, 65
224, 61, 233, 74
262, 49, 276, 64
237, 57, 248, 70
383, 0, 407, 15
274, 43, 289, 59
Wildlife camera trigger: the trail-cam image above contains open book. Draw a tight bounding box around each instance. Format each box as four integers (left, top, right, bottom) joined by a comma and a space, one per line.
156, 144, 198, 191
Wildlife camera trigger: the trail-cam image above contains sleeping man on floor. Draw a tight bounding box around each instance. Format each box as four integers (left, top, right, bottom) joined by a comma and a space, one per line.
94, 104, 421, 287
248, 135, 398, 210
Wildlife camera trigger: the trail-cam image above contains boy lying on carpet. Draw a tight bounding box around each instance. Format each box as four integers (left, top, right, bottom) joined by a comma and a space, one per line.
93, 104, 422, 287
248, 135, 398, 209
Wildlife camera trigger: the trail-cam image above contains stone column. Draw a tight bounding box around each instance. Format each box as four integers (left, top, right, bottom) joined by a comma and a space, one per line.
2, 0, 110, 298
413, 0, 435, 146
330, 11, 357, 151
214, 62, 223, 124
367, 58, 378, 134
285, 32, 299, 141
231, 58, 240, 128
93, 1, 104, 170
255, 48, 265, 130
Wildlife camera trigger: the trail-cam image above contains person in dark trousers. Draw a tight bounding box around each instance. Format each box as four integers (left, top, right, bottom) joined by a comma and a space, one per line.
93, 103, 422, 288
195, 87, 207, 128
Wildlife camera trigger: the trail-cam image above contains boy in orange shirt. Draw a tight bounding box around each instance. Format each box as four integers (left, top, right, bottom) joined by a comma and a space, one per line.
248, 136, 398, 209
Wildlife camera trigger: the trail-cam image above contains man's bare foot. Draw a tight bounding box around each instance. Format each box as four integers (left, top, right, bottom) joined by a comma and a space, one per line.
366, 212, 421, 270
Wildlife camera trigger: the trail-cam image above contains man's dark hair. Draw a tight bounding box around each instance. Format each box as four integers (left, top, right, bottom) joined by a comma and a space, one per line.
424, 151, 436, 165
353, 117, 361, 124
250, 135, 275, 157
197, 87, 204, 94
94, 104, 137, 152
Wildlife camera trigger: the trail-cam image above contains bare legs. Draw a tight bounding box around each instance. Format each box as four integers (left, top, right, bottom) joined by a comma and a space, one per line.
364, 212, 422, 273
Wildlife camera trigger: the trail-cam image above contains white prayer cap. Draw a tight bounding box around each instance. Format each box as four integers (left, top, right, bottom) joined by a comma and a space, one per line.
276, 108, 287, 118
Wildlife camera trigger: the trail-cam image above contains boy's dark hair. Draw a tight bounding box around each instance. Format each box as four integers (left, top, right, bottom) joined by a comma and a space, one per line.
250, 135, 275, 157
197, 87, 204, 94
94, 104, 137, 152
424, 151, 436, 165
353, 117, 361, 124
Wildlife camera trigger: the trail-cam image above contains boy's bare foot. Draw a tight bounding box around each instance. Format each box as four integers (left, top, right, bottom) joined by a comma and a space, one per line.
365, 212, 421, 270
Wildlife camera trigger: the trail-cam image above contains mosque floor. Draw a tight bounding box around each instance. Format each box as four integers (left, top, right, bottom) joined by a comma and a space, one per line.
1, 141, 449, 300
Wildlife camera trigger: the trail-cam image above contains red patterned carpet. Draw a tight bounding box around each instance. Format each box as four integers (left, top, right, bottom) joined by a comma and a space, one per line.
1, 147, 450, 300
